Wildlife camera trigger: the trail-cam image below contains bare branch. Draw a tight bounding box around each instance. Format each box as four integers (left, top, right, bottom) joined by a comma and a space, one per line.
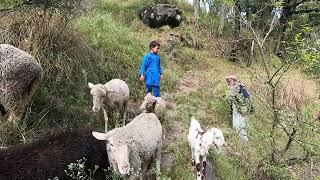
291, 0, 312, 9
285, 156, 309, 166
240, 15, 272, 80
268, 62, 287, 84
294, 8, 320, 14
281, 127, 297, 157
261, 13, 278, 48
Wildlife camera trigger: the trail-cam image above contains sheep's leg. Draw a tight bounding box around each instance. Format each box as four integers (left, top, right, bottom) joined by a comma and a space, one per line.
155, 139, 163, 180
140, 162, 149, 180
7, 93, 24, 124
22, 76, 40, 115
115, 117, 119, 128
130, 153, 142, 179
121, 101, 128, 127
102, 108, 109, 133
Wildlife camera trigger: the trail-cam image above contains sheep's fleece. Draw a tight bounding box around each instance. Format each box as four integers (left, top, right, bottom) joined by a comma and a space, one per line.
0, 44, 42, 121
93, 112, 162, 176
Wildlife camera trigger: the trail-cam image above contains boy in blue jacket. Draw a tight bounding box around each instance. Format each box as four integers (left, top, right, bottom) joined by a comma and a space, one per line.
139, 41, 163, 97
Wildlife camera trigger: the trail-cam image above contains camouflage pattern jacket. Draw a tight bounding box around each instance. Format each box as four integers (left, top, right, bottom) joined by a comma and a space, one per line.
226, 82, 252, 115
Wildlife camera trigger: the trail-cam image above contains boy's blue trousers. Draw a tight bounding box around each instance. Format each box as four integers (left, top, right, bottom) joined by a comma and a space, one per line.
146, 85, 160, 97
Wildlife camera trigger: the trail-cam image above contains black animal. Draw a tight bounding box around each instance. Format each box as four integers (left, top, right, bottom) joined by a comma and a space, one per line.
0, 128, 110, 180
138, 4, 182, 28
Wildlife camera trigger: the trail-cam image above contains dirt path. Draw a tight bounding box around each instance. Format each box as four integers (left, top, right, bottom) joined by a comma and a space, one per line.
161, 120, 186, 173
175, 71, 202, 96
160, 71, 218, 179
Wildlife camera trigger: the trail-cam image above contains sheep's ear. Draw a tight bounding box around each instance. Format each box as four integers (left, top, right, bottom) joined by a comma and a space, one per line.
92, 131, 108, 140
152, 97, 158, 103
88, 82, 94, 89
152, 99, 157, 106
144, 93, 151, 100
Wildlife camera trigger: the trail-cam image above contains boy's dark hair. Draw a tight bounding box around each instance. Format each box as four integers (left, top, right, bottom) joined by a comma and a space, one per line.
149, 41, 160, 49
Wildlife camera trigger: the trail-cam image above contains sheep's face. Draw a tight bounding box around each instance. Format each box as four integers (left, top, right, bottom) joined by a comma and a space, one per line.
88, 83, 106, 112
209, 128, 225, 153
92, 131, 130, 176
107, 137, 130, 176
139, 93, 157, 113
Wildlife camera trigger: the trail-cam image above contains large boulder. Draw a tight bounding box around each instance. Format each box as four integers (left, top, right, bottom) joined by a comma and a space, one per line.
138, 4, 182, 28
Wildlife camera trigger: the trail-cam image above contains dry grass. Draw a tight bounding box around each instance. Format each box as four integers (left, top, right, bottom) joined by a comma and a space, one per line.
279, 72, 318, 111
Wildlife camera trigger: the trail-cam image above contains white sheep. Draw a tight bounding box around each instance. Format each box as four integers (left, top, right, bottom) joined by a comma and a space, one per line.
139, 93, 175, 120
0, 44, 43, 123
92, 112, 162, 179
188, 117, 225, 180
88, 79, 129, 132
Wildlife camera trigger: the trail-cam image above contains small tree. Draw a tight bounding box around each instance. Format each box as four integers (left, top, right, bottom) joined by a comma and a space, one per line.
240, 2, 320, 178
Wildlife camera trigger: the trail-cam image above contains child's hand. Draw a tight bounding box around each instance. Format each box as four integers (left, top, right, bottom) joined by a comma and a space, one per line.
161, 75, 164, 81
139, 75, 145, 81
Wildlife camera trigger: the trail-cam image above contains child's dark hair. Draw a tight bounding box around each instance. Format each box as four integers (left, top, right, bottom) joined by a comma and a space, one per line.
149, 41, 160, 49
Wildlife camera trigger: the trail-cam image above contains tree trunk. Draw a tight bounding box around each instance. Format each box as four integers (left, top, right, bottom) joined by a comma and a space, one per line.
275, 0, 295, 55
208, 0, 215, 15
259, 1, 274, 33
218, 4, 225, 35
234, 0, 241, 38
230, 0, 241, 61
194, 0, 200, 29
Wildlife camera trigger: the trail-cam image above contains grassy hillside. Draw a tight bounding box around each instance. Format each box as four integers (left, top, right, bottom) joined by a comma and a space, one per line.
0, 0, 319, 179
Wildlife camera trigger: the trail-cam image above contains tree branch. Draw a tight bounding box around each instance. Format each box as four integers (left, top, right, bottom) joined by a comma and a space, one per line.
290, 0, 312, 9
285, 156, 309, 166
261, 12, 277, 48
281, 127, 297, 157
294, 8, 320, 14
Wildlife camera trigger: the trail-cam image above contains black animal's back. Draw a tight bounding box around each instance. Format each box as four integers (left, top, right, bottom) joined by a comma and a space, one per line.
0, 128, 109, 180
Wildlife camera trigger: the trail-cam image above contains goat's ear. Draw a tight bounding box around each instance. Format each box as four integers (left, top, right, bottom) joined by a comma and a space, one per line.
88, 82, 94, 89
92, 131, 108, 140
190, 117, 199, 126
210, 128, 216, 136
152, 99, 157, 106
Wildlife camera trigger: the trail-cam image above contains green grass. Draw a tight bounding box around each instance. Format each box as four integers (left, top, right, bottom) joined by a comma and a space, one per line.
210, 150, 250, 180
168, 142, 195, 180
76, 12, 148, 99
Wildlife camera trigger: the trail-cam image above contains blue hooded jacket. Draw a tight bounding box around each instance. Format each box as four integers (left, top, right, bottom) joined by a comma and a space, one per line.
139, 52, 163, 86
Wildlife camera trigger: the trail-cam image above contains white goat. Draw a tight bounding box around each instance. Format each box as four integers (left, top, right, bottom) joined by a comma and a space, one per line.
188, 117, 225, 180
